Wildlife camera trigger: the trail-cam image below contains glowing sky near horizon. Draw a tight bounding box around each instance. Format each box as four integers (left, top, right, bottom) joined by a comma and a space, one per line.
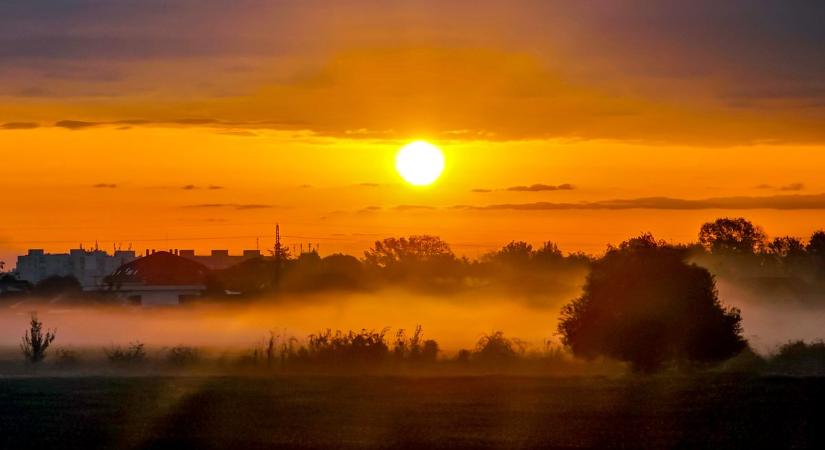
3, 1, 825, 264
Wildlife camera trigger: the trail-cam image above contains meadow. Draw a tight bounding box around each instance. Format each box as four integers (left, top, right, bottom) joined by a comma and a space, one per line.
0, 374, 822, 449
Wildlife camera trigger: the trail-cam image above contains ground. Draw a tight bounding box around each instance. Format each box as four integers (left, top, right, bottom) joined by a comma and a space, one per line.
0, 375, 822, 449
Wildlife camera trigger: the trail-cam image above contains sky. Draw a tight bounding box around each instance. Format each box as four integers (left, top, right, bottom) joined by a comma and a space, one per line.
3, 0, 825, 264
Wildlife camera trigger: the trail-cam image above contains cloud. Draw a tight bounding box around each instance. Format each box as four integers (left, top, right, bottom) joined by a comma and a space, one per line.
183, 203, 273, 210
393, 204, 436, 211
356, 183, 381, 188
182, 185, 197, 190
460, 193, 825, 211
506, 183, 574, 192
208, 185, 224, 190
1, 122, 38, 130
55, 120, 98, 130
2, 1, 825, 144
756, 182, 805, 191
472, 184, 574, 193
357, 205, 383, 214
92, 183, 117, 188
218, 130, 257, 137
780, 183, 805, 191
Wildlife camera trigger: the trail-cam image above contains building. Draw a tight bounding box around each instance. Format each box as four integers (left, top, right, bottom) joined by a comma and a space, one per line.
177, 249, 262, 270
15, 248, 136, 289
106, 251, 212, 306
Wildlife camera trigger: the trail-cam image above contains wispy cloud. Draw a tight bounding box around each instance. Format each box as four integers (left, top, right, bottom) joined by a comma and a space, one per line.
91, 183, 117, 188
183, 203, 273, 210
756, 182, 805, 192
458, 193, 825, 211
473, 183, 574, 193
1, 122, 39, 130
393, 205, 436, 211
506, 183, 574, 192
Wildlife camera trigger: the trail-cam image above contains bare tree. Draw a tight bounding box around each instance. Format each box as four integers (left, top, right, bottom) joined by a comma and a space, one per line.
21, 313, 56, 363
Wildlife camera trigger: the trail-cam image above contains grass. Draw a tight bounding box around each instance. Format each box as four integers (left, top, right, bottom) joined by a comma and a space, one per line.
0, 374, 822, 449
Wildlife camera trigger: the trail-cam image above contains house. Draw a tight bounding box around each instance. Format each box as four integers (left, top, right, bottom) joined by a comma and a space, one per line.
105, 251, 212, 306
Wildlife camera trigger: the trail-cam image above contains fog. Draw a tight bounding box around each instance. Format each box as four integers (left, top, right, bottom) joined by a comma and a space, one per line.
0, 290, 573, 354
716, 279, 825, 354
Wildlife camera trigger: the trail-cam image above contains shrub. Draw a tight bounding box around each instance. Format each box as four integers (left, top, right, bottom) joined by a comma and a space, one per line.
54, 348, 81, 367
474, 331, 525, 362
21, 313, 56, 363
166, 346, 199, 366
105, 342, 147, 365
770, 340, 825, 375
306, 328, 390, 364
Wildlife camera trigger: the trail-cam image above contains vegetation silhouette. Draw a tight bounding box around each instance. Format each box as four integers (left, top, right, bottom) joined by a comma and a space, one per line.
558, 233, 747, 372
105, 342, 147, 365
31, 275, 82, 299
20, 313, 56, 364
699, 217, 766, 254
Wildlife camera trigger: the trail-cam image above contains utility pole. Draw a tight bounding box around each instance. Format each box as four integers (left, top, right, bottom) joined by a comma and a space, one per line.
273, 224, 282, 289
274, 224, 282, 261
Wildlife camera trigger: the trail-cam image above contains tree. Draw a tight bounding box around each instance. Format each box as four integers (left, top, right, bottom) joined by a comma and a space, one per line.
484, 241, 533, 266
698, 217, 766, 254
558, 234, 746, 372
21, 313, 56, 363
363, 235, 455, 268
474, 331, 525, 362
807, 231, 825, 255
766, 236, 806, 258
533, 241, 565, 264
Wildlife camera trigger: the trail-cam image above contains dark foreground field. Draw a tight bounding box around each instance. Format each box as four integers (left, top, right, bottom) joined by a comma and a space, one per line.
0, 375, 823, 449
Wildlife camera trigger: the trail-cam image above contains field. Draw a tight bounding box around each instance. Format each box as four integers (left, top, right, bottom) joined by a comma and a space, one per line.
0, 375, 822, 449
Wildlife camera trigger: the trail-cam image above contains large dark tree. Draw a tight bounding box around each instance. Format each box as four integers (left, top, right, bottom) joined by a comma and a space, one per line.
558, 234, 746, 372
698, 217, 766, 254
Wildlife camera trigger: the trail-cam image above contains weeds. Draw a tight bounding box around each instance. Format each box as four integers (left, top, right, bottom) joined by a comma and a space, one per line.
106, 342, 147, 365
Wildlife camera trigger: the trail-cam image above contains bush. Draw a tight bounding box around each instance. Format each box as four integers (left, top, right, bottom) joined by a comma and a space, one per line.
474, 331, 525, 362
306, 328, 390, 364
770, 340, 825, 376
166, 346, 200, 366
21, 313, 56, 363
105, 342, 147, 365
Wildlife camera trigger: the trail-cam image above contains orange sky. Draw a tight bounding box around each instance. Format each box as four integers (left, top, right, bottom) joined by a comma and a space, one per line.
3, 1, 825, 265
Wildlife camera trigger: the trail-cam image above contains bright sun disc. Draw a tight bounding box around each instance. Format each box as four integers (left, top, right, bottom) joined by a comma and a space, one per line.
395, 141, 445, 186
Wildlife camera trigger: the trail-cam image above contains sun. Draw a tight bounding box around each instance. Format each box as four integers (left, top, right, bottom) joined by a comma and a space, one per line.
395, 141, 445, 186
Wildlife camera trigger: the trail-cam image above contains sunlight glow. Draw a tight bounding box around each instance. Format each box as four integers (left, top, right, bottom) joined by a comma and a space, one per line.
395, 141, 445, 186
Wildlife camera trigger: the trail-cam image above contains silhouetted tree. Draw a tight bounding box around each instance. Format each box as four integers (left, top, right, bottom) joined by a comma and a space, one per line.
484, 241, 533, 266
364, 235, 455, 268
807, 231, 825, 256
21, 313, 56, 363
474, 331, 525, 362
699, 217, 766, 254
766, 236, 806, 258
533, 241, 565, 265
558, 234, 746, 372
